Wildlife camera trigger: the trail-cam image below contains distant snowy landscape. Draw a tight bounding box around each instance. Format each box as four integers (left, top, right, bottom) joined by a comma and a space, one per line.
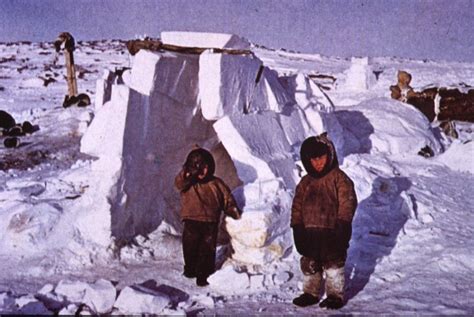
0, 32, 473, 315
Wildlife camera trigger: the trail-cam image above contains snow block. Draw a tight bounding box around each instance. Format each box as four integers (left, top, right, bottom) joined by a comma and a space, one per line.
278, 105, 312, 147
213, 114, 296, 186
299, 105, 346, 159
253, 67, 293, 113
340, 57, 376, 91
208, 265, 250, 294
161, 31, 250, 50
226, 180, 293, 267
130, 50, 199, 105
289, 73, 334, 112
198, 52, 263, 120
114, 286, 170, 315
81, 85, 139, 158
94, 69, 116, 109
129, 50, 161, 96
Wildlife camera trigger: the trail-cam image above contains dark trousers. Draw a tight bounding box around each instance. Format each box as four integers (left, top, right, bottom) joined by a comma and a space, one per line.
182, 220, 218, 279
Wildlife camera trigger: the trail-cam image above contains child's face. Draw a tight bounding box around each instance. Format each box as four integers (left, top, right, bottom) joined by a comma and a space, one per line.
310, 154, 328, 172
197, 165, 209, 180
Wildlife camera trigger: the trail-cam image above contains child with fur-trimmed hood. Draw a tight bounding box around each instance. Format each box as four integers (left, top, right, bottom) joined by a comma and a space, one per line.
291, 134, 357, 309
175, 147, 241, 287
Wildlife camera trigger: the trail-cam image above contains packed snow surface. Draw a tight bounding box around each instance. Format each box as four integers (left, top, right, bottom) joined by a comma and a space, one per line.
0, 33, 473, 315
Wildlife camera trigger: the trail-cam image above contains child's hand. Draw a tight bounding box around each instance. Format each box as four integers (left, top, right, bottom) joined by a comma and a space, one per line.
229, 207, 241, 220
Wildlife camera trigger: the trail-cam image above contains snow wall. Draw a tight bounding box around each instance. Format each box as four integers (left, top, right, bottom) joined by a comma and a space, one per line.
80, 32, 441, 268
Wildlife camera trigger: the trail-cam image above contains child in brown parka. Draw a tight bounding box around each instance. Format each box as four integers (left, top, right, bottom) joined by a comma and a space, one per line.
291, 134, 357, 309
175, 147, 241, 287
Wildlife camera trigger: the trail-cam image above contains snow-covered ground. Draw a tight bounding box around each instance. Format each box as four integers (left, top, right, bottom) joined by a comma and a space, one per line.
0, 36, 473, 315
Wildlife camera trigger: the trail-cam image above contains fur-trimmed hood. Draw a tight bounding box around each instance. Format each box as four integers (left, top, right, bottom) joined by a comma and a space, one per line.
300, 133, 339, 178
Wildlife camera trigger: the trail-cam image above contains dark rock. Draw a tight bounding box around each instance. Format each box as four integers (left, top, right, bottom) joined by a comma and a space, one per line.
418, 145, 434, 158
0, 110, 16, 129
4, 137, 20, 148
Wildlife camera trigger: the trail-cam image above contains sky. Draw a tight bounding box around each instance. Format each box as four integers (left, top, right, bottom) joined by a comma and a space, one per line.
0, 0, 473, 62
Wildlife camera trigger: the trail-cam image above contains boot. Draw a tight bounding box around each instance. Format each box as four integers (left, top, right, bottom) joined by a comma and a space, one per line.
292, 293, 319, 307
319, 296, 344, 309
196, 277, 209, 287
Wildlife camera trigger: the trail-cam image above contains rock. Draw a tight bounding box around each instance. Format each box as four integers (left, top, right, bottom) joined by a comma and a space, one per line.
4, 137, 20, 148
0, 110, 16, 130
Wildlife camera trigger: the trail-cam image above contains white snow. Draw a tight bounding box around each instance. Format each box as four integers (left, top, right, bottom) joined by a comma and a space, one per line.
435, 139, 474, 174
161, 31, 251, 50
0, 33, 473, 315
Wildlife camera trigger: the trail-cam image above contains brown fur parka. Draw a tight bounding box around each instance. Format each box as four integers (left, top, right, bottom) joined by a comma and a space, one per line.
291, 134, 357, 229
175, 169, 240, 222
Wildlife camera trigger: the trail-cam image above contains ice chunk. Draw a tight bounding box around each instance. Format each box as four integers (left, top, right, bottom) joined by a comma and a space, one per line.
161, 31, 250, 50
54, 280, 90, 303
208, 266, 250, 294
59, 304, 80, 315
114, 286, 170, 315
81, 279, 116, 314
54, 279, 117, 313
230, 230, 292, 265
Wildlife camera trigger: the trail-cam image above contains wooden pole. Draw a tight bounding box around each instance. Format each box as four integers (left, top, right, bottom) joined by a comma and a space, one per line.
54, 32, 77, 97
64, 49, 77, 97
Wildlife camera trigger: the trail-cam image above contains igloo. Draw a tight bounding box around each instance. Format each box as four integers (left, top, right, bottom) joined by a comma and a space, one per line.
80, 32, 338, 268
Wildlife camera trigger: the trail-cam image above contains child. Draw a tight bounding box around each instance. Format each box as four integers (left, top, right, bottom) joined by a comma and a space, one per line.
291, 134, 358, 309
175, 147, 241, 286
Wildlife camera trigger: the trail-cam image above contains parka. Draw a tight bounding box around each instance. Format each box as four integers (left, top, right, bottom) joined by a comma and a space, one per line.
175, 170, 240, 222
